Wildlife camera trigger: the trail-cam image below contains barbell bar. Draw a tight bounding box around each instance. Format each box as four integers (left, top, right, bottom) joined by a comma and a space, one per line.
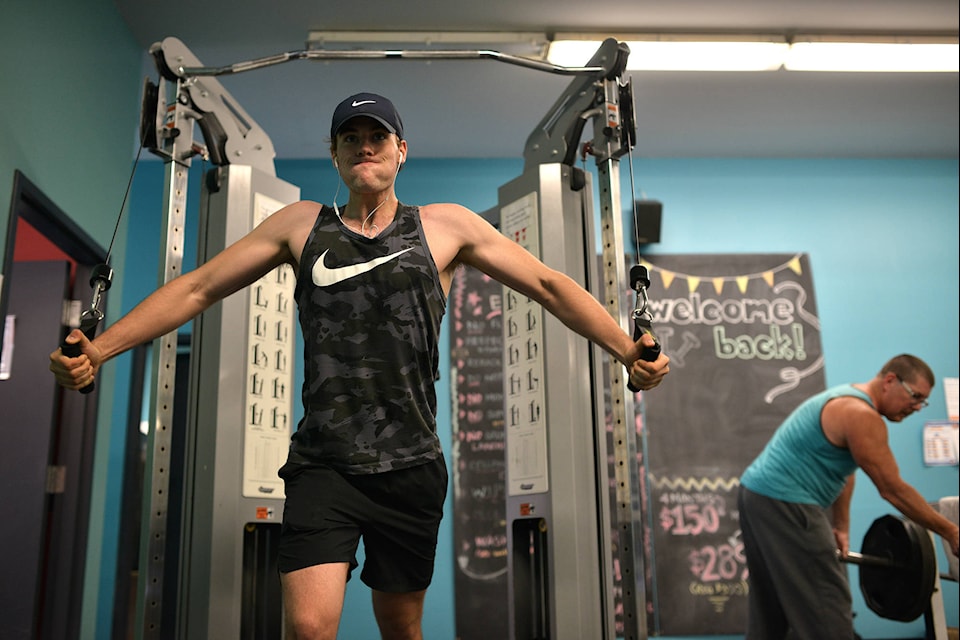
840, 550, 906, 570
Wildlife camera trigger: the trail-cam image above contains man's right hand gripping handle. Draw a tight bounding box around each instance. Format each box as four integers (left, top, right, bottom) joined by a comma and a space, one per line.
59, 314, 100, 394
627, 264, 661, 392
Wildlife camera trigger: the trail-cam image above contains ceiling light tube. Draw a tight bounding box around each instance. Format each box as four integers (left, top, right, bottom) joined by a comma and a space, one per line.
548, 33, 960, 73
785, 41, 959, 72
624, 41, 786, 71
305, 30, 549, 56
548, 35, 787, 71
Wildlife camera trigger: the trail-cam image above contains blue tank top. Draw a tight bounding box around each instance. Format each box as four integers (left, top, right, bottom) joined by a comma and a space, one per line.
740, 384, 870, 507
291, 203, 446, 473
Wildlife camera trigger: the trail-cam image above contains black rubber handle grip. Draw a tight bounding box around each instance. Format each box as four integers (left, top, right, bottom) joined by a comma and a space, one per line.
60, 315, 100, 394
628, 316, 661, 392
633, 317, 661, 362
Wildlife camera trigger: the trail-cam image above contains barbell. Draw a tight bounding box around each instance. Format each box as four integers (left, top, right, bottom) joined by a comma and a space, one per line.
838, 514, 939, 622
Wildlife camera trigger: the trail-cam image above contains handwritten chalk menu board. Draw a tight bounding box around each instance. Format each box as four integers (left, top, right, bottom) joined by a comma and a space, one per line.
449, 265, 509, 640
639, 253, 826, 636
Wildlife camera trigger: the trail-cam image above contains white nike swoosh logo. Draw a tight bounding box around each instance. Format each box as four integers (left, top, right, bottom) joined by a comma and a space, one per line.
312, 248, 414, 287
351, 100, 376, 107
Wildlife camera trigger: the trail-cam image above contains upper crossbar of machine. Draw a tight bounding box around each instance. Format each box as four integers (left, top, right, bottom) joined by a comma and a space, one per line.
166, 48, 606, 78
147, 36, 633, 174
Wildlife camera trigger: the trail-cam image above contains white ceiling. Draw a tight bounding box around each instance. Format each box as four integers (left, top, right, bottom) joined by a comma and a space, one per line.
114, 0, 959, 160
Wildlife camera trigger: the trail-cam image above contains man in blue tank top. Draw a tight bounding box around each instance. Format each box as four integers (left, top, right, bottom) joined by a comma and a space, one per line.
738, 354, 959, 639
50, 92, 671, 639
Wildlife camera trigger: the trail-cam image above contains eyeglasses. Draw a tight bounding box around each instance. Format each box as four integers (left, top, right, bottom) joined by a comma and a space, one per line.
896, 376, 930, 408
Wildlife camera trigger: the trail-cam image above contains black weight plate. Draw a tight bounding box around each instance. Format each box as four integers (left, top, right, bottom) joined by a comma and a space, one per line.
858, 515, 936, 622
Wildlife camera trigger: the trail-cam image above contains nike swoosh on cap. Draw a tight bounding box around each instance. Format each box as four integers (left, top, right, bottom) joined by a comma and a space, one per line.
312, 248, 414, 287
351, 100, 376, 107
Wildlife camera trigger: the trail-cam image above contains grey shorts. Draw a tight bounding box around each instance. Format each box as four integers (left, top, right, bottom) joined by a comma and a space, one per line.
277, 456, 448, 593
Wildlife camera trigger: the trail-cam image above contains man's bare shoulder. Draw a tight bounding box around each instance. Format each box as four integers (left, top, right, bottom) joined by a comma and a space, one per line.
418, 202, 497, 235
277, 199, 324, 220
822, 393, 884, 447
418, 202, 474, 218
825, 394, 879, 421
417, 203, 478, 236
415, 203, 492, 275
246, 200, 324, 267
255, 200, 323, 233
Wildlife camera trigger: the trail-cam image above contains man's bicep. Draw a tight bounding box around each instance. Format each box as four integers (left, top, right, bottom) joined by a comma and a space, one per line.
464, 230, 554, 299
199, 230, 290, 301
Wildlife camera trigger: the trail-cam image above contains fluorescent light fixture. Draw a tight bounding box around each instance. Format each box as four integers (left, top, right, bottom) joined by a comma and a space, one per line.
549, 36, 786, 71
620, 41, 787, 71
785, 39, 959, 72
306, 30, 549, 57
303, 31, 959, 73
548, 33, 960, 72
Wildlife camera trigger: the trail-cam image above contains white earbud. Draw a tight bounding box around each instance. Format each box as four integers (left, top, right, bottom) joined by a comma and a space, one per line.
399, 152, 404, 164
334, 158, 339, 168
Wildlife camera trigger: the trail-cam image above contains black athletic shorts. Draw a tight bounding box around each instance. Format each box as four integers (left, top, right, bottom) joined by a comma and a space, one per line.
277, 456, 448, 593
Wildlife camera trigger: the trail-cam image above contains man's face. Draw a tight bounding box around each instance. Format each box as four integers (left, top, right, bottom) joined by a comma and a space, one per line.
332, 117, 405, 192
885, 372, 931, 421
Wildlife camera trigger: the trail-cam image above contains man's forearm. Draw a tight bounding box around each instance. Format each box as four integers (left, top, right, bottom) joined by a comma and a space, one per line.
536, 273, 636, 365
883, 481, 957, 539
93, 274, 212, 363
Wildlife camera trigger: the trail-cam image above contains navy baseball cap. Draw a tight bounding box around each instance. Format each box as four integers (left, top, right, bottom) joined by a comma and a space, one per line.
330, 92, 404, 140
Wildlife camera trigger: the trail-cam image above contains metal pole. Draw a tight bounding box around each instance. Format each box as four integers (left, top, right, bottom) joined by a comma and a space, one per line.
595, 152, 648, 639
591, 67, 648, 639
135, 73, 193, 640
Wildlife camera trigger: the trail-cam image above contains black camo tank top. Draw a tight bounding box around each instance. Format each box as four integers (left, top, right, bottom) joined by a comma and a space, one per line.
291, 203, 446, 473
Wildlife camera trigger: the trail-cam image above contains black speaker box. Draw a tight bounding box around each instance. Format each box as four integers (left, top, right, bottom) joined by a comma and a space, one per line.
632, 199, 662, 244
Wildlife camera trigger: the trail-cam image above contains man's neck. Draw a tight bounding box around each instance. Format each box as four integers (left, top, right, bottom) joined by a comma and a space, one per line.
337, 196, 396, 237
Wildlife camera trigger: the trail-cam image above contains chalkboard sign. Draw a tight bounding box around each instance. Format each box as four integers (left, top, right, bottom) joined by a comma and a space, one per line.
638, 253, 825, 636
449, 265, 509, 640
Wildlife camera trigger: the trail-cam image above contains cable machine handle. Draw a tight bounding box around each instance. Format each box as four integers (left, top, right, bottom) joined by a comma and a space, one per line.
60, 312, 102, 394
60, 263, 113, 394
628, 264, 660, 391
634, 315, 661, 362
